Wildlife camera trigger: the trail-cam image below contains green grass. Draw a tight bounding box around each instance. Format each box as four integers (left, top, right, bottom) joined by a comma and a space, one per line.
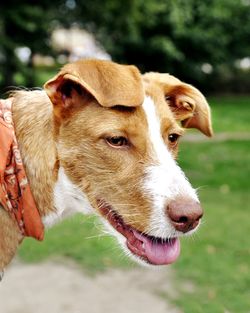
209, 96, 250, 133
18, 96, 250, 311
179, 140, 249, 192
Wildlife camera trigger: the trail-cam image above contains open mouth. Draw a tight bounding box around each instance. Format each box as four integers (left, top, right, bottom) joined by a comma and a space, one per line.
97, 200, 180, 265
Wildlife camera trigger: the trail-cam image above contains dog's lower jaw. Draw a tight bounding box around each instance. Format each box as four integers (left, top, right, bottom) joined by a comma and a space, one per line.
101, 217, 181, 267
97, 200, 182, 266
100, 204, 201, 267
101, 220, 153, 267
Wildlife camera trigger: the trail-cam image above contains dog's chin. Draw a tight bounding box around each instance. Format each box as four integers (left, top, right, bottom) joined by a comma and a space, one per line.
97, 200, 181, 266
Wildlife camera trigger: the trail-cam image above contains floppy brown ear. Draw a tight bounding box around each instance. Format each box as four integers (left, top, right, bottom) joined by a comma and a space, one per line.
44, 59, 144, 119
143, 73, 213, 137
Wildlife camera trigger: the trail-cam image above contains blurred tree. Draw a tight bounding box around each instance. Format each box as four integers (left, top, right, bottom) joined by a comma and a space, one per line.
0, 0, 249, 92
0, 0, 64, 90
74, 0, 250, 91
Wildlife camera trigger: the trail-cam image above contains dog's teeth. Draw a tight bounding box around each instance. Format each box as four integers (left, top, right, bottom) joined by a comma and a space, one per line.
142, 242, 145, 250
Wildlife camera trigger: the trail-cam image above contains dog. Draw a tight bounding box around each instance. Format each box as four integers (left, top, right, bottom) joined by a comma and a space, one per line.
0, 59, 212, 272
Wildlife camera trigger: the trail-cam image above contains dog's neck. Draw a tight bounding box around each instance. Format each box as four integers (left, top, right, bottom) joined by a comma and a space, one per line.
12, 90, 58, 218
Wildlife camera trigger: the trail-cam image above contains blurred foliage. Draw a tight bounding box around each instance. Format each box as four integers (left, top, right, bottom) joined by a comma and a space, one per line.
0, 0, 250, 92
74, 0, 250, 92
0, 0, 59, 89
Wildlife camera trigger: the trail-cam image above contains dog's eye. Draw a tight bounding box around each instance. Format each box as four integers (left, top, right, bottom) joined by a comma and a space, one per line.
168, 133, 180, 144
106, 136, 129, 148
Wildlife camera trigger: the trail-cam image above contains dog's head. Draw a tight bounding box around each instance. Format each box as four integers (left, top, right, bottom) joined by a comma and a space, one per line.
44, 60, 212, 266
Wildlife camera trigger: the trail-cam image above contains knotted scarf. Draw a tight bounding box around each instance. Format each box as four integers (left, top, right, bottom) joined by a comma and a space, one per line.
0, 98, 44, 240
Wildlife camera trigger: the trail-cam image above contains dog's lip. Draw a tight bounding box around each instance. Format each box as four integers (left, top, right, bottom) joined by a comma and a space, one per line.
97, 199, 181, 265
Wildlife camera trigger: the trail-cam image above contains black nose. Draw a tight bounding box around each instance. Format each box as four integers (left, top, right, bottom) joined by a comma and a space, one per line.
166, 199, 203, 233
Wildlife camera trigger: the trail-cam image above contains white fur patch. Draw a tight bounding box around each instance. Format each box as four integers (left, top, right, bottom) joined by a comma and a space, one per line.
142, 96, 199, 238
43, 167, 93, 228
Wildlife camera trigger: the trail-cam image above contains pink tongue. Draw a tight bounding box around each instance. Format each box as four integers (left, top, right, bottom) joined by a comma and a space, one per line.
132, 231, 180, 265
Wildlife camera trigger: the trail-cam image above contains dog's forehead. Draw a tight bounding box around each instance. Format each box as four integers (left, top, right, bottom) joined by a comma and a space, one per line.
93, 93, 179, 138
106, 95, 176, 131
66, 81, 179, 144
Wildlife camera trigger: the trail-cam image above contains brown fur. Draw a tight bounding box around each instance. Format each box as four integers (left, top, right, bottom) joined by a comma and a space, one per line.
0, 59, 212, 271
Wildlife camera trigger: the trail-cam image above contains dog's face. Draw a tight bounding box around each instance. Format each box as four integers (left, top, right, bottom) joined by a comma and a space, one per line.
45, 60, 212, 266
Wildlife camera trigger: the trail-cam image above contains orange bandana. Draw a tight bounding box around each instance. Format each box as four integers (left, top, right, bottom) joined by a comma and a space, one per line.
0, 98, 44, 240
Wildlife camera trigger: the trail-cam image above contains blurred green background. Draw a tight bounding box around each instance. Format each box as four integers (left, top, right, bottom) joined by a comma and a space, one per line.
1, 0, 250, 93
1, 1, 250, 312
